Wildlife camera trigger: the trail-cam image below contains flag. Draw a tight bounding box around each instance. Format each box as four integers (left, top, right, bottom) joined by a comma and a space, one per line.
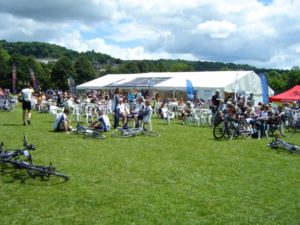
234, 73, 238, 102
67, 77, 76, 95
186, 79, 195, 101
29, 68, 39, 93
259, 73, 269, 104
12, 64, 17, 93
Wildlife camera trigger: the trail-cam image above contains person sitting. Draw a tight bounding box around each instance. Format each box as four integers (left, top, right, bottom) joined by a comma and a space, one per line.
134, 96, 145, 128
91, 110, 111, 132
177, 98, 187, 124
119, 99, 130, 129
53, 108, 72, 133
140, 99, 152, 129
158, 101, 168, 119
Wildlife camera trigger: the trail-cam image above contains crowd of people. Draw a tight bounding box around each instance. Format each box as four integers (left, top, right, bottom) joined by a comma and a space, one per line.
17, 85, 300, 139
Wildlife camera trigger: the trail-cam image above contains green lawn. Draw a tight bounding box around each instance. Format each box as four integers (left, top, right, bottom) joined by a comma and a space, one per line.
0, 106, 299, 225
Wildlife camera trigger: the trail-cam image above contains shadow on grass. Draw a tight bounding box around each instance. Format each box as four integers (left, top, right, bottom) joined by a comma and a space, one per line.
2, 123, 24, 127
0, 165, 69, 186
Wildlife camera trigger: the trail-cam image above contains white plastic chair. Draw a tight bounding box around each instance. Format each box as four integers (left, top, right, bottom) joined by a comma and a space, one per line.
49, 105, 63, 117
84, 104, 96, 124
163, 109, 175, 125
72, 104, 82, 122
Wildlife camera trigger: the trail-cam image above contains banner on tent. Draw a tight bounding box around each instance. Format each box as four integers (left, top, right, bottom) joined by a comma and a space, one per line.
259, 73, 269, 104
186, 79, 195, 101
107, 77, 171, 87
67, 77, 76, 95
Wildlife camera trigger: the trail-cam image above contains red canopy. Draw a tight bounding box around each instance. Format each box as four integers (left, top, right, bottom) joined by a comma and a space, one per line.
269, 85, 300, 102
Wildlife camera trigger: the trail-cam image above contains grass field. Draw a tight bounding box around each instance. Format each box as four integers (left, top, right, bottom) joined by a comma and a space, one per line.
0, 106, 299, 225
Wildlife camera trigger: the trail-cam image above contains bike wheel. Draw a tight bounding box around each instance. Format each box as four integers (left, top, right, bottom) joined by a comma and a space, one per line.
213, 121, 225, 139
111, 129, 134, 138
224, 125, 234, 140
207, 114, 212, 127
292, 146, 300, 154
142, 129, 160, 137
84, 131, 106, 139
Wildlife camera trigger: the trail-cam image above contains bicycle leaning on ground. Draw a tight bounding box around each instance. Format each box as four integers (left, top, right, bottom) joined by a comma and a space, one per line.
0, 136, 69, 181
111, 123, 160, 138
72, 122, 106, 139
268, 136, 300, 154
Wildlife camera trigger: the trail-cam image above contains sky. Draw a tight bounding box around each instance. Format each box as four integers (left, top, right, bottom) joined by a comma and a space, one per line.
0, 0, 299, 69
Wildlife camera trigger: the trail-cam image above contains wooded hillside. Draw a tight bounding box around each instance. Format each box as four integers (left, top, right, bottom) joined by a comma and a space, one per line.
0, 40, 299, 94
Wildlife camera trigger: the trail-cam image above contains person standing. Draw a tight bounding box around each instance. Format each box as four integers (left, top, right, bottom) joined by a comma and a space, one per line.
112, 87, 121, 129
20, 84, 34, 126
211, 89, 221, 113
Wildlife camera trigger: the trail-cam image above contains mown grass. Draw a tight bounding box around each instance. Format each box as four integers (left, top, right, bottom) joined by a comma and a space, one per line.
0, 105, 299, 225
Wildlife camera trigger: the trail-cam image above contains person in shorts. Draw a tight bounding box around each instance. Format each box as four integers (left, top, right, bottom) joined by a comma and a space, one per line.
20, 84, 34, 126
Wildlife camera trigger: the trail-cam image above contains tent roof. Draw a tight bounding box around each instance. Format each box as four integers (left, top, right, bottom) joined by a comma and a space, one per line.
269, 85, 300, 102
77, 71, 274, 95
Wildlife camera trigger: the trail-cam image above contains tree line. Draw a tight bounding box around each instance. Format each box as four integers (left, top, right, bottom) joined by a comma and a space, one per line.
0, 40, 299, 94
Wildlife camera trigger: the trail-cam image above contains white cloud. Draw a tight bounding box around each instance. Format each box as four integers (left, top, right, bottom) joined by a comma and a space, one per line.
195, 20, 237, 39
0, 0, 300, 69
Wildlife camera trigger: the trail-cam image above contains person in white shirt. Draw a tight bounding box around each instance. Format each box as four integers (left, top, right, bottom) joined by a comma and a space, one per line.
20, 84, 34, 126
142, 100, 152, 125
53, 109, 72, 133
91, 110, 111, 131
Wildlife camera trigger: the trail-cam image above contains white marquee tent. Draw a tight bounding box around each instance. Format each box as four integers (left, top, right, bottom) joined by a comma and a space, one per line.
77, 71, 274, 102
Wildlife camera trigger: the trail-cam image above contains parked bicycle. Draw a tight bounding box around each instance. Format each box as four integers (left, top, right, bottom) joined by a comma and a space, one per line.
283, 110, 300, 137
0, 136, 35, 162
111, 125, 160, 138
213, 114, 252, 140
72, 123, 106, 139
0, 97, 17, 111
268, 136, 300, 154
0, 137, 69, 181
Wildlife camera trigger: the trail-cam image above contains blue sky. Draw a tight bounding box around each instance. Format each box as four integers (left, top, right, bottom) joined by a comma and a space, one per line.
258, 0, 273, 5
0, 0, 299, 69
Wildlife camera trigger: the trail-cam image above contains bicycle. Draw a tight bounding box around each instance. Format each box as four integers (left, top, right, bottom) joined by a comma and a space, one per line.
0, 137, 69, 181
283, 111, 300, 137
0, 97, 16, 111
1, 158, 69, 181
268, 136, 300, 154
213, 114, 252, 140
72, 123, 106, 139
0, 136, 35, 162
111, 124, 160, 138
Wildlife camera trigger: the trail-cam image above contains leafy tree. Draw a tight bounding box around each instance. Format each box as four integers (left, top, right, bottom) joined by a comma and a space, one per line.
8, 54, 30, 90
266, 70, 287, 94
74, 56, 96, 85
170, 62, 193, 72
50, 56, 75, 90
286, 68, 300, 90
0, 47, 10, 88
118, 61, 140, 73
26, 56, 50, 91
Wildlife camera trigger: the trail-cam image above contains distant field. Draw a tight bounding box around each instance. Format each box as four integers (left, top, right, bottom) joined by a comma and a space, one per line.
0, 106, 299, 225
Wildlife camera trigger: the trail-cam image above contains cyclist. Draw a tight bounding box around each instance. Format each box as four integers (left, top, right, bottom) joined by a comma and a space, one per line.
20, 84, 34, 126
53, 108, 72, 133
91, 110, 111, 132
